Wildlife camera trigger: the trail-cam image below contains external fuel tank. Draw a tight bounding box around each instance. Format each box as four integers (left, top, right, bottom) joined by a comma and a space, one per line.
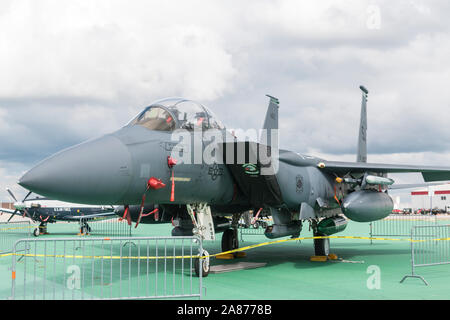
341, 190, 393, 222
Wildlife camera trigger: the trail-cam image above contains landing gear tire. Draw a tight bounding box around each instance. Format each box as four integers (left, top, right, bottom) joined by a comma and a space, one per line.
221, 228, 238, 252
194, 250, 210, 277
80, 223, 91, 235
313, 233, 330, 256
33, 228, 40, 237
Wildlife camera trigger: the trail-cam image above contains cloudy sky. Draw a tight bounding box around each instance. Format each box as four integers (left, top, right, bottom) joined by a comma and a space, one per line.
1, 0, 450, 204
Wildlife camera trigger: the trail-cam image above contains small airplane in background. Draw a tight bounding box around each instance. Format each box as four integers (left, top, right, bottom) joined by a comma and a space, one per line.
0, 188, 117, 236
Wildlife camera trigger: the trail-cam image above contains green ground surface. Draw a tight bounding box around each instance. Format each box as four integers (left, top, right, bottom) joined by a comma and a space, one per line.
0, 218, 449, 300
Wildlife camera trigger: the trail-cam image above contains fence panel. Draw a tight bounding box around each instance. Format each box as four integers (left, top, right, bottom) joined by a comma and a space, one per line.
400, 225, 450, 285
0, 221, 31, 254
370, 214, 437, 240
78, 216, 132, 237
10, 236, 203, 300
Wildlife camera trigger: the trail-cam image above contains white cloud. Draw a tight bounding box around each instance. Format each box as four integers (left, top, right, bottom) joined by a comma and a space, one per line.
0, 1, 237, 103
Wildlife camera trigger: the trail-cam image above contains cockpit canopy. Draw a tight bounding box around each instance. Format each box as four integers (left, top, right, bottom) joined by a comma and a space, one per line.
128, 98, 225, 131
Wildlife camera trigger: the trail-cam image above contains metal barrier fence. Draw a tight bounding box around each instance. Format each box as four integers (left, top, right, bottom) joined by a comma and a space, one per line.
369, 214, 438, 242
0, 221, 31, 254
10, 236, 204, 300
78, 216, 131, 237
400, 225, 450, 286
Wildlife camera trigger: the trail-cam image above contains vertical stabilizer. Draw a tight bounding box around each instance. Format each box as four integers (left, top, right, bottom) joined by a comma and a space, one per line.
357, 85, 368, 163
260, 95, 279, 147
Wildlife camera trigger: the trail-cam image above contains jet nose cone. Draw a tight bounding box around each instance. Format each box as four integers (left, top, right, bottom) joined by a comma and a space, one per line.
19, 135, 132, 204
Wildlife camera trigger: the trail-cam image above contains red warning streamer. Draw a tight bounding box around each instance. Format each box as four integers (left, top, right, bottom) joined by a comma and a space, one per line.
118, 205, 131, 226
168, 156, 177, 202
135, 177, 166, 228
251, 208, 263, 225
170, 170, 175, 202
142, 208, 158, 217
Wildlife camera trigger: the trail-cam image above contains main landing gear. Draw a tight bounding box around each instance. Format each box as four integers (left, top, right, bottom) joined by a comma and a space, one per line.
310, 219, 336, 262
79, 220, 92, 235
221, 228, 239, 253
313, 231, 330, 256
220, 213, 244, 256
33, 222, 48, 237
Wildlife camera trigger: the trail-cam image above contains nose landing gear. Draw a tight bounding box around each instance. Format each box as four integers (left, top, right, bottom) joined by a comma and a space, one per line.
187, 204, 214, 277
194, 249, 210, 277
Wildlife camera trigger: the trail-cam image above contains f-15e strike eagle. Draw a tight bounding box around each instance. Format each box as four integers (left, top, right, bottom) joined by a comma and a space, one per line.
17, 86, 450, 275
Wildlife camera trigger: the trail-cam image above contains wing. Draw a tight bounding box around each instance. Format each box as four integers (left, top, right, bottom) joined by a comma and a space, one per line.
318, 160, 450, 182
62, 211, 118, 221
0, 208, 16, 215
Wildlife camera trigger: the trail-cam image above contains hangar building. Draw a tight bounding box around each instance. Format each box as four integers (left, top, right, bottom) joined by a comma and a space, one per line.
1, 202, 13, 210
411, 184, 450, 212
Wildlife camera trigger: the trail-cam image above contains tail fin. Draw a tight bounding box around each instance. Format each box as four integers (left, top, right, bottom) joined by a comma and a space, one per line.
356, 85, 368, 163
260, 94, 279, 147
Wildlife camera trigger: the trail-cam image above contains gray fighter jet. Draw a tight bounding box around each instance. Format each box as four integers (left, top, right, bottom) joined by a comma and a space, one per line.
17, 86, 450, 275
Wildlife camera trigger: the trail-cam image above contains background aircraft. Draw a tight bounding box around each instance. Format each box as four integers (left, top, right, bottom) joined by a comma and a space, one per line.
17, 87, 450, 275
1, 188, 116, 236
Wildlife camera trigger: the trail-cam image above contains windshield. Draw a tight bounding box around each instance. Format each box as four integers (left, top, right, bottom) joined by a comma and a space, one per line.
128, 98, 225, 131
130, 106, 176, 131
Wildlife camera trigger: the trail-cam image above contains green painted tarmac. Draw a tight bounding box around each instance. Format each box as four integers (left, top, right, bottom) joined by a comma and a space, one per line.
0, 218, 449, 300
